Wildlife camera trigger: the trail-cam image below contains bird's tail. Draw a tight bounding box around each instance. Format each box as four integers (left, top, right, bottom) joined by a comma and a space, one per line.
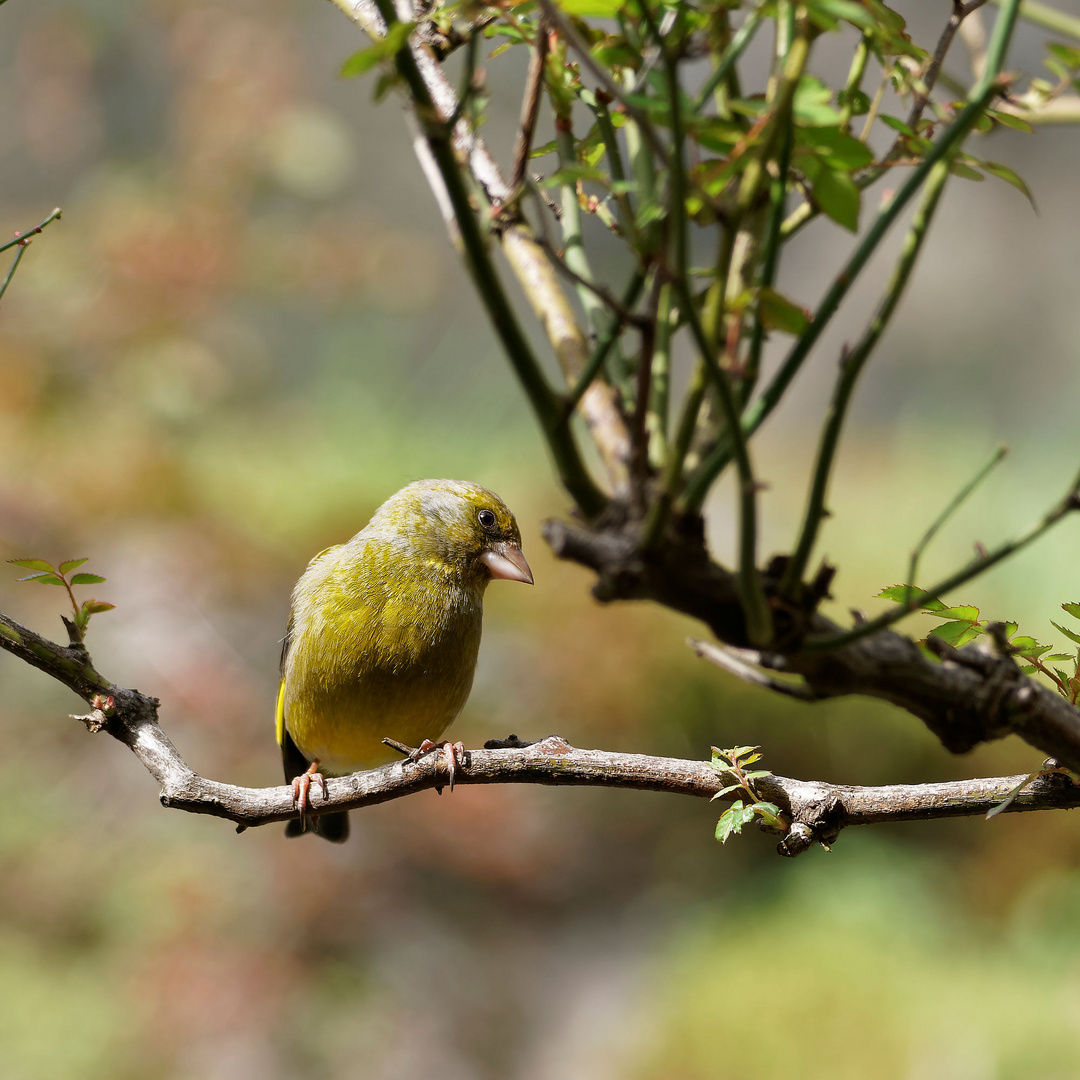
284, 810, 350, 843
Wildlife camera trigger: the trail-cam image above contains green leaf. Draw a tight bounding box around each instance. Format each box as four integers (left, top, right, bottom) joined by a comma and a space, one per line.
530, 139, 557, 160
930, 605, 979, 622
879, 114, 916, 137
810, 165, 861, 231
1062, 603, 1080, 622
979, 161, 1035, 209
806, 0, 876, 32
710, 783, 743, 802
557, 0, 622, 15
58, 558, 89, 574
798, 125, 874, 171
949, 160, 985, 182
716, 800, 758, 844
20, 573, 66, 587
794, 76, 842, 125
838, 89, 870, 117
928, 620, 982, 648
1043, 654, 1074, 662
70, 573, 105, 585
988, 109, 1033, 134
7, 558, 54, 573
81, 601, 116, 615
1051, 620, 1080, 646
1048, 43, 1080, 69
750, 801, 783, 829
757, 287, 811, 336
340, 21, 416, 79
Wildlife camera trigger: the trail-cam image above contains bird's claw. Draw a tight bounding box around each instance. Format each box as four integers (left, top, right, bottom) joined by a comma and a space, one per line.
291, 759, 328, 827
402, 738, 468, 791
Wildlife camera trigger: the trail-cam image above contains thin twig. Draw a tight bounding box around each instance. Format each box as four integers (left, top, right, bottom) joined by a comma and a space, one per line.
805, 465, 1080, 651
906, 443, 1009, 599
534, 0, 667, 158
0, 206, 62, 255
689, 637, 818, 700
532, 232, 647, 329
684, 8, 1021, 507
510, 23, 549, 190
779, 156, 953, 598
691, 2, 767, 113
565, 268, 647, 409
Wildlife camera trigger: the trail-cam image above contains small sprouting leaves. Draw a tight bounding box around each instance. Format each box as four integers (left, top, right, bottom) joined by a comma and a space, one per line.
876, 586, 1080, 702
716, 801, 757, 843
8, 558, 54, 573
7, 557, 114, 643
709, 746, 785, 845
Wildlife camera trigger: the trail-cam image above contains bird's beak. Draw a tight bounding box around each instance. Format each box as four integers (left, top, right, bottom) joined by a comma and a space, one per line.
480, 543, 534, 585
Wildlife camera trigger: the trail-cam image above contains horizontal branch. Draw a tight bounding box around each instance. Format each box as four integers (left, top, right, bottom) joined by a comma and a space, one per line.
2, 607, 1079, 858
542, 516, 1080, 775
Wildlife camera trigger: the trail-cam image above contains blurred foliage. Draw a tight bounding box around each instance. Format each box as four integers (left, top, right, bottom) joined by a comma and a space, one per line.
1, 0, 1080, 1078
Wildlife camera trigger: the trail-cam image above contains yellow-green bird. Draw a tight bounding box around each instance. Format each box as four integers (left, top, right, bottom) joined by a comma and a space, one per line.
276, 479, 533, 841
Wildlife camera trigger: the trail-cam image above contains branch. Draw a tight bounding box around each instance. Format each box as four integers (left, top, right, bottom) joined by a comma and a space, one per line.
330, 0, 633, 503
3, 607, 1079, 858
541, 515, 1080, 775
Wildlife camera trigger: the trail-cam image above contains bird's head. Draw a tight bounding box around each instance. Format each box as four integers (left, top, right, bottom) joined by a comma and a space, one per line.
369, 479, 533, 587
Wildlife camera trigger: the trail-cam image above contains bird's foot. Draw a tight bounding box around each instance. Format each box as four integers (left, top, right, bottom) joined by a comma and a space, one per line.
383, 737, 468, 791
291, 759, 328, 827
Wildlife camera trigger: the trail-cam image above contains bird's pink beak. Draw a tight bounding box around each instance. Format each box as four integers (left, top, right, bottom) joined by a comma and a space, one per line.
480, 543, 533, 585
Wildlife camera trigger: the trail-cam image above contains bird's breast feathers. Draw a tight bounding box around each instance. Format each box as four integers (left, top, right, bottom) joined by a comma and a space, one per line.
282, 539, 485, 775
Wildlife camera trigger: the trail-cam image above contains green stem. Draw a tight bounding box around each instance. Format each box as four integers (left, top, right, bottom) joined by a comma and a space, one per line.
565, 268, 646, 409
995, 0, 1080, 40
684, 0, 1021, 508
0, 244, 29, 305
374, 0, 606, 518
0, 207, 62, 255
804, 467, 1080, 651
906, 443, 1009, 602
590, 94, 637, 241
646, 282, 673, 470
692, 3, 767, 113
839, 32, 871, 132
779, 157, 952, 598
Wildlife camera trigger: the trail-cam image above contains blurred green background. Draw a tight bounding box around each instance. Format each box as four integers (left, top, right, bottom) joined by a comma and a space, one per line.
2, 1, 1080, 1077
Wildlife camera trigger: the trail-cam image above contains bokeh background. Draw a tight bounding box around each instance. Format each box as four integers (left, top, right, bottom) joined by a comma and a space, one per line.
2, 1, 1080, 1077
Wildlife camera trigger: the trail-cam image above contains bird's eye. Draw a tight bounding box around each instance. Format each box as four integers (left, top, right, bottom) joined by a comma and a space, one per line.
477, 509, 497, 530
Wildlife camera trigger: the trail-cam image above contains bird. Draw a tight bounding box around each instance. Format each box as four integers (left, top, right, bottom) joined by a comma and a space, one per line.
276, 478, 533, 841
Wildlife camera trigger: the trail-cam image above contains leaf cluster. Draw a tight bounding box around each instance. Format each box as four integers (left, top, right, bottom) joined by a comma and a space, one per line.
877, 586, 1080, 704
7, 557, 114, 643
709, 744, 783, 844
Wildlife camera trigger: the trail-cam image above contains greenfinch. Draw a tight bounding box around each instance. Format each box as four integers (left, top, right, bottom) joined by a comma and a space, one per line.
276, 479, 533, 841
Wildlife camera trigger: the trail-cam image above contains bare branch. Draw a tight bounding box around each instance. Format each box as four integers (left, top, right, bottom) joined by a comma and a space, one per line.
689, 637, 819, 701
510, 25, 549, 190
